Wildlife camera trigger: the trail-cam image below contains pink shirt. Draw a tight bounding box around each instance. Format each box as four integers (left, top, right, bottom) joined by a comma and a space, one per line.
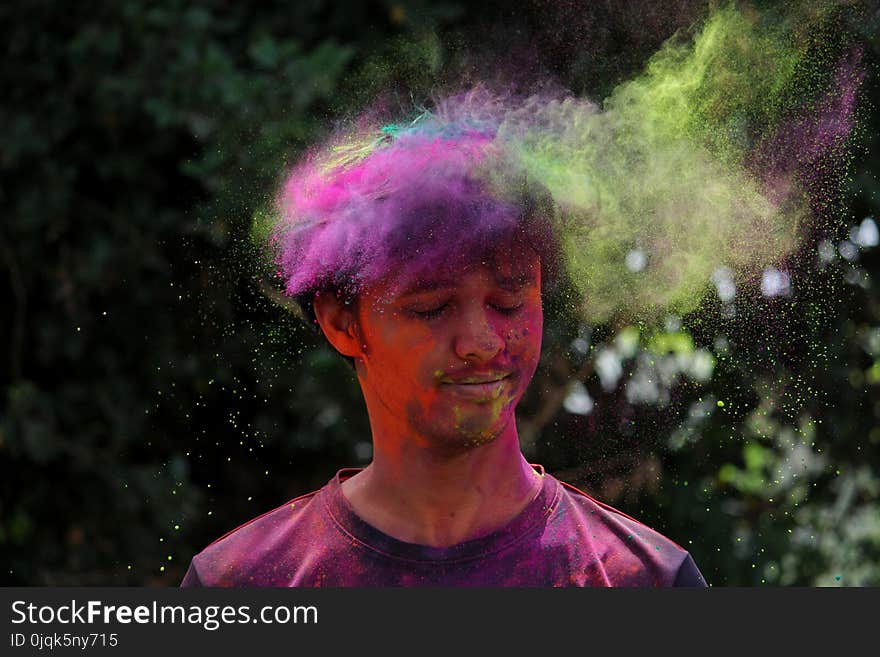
182, 467, 706, 587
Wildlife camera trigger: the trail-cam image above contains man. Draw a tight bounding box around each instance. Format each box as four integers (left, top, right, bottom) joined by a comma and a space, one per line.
181, 102, 707, 587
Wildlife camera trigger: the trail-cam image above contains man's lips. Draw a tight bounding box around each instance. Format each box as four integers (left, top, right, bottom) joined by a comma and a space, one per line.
437, 372, 513, 400
438, 372, 512, 385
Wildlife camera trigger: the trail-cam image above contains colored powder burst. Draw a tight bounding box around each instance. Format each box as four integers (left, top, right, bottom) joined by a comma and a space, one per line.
254, 2, 863, 324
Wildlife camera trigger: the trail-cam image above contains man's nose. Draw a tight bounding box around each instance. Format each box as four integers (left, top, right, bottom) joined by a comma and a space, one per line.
453, 306, 504, 362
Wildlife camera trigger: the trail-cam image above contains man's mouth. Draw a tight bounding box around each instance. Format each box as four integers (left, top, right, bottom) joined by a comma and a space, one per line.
438, 372, 512, 400
439, 371, 511, 384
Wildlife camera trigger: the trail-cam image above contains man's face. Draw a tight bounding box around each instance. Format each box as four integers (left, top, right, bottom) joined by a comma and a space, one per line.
351, 250, 543, 454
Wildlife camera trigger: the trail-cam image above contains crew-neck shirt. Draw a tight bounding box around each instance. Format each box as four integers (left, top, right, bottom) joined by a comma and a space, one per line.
181, 466, 706, 587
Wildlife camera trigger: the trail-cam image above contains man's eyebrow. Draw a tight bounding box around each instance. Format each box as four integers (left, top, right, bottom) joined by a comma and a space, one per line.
396, 272, 536, 295
398, 278, 457, 295
495, 273, 536, 289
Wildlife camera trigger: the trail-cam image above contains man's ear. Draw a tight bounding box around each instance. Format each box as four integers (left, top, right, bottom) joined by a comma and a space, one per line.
312, 291, 364, 359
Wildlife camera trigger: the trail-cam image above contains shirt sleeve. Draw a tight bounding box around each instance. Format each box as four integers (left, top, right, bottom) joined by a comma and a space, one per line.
673, 554, 708, 587
180, 560, 204, 587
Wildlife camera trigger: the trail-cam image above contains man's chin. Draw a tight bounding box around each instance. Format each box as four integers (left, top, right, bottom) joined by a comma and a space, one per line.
423, 412, 514, 454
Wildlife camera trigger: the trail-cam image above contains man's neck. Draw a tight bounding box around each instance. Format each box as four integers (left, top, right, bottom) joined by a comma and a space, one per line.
340, 420, 542, 548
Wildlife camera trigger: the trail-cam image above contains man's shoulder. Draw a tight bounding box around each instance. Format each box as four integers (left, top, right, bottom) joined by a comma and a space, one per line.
556, 479, 686, 547
208, 489, 322, 550
181, 487, 326, 587
548, 475, 705, 586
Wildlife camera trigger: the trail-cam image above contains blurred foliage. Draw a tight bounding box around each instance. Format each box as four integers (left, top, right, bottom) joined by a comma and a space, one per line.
1, 0, 878, 585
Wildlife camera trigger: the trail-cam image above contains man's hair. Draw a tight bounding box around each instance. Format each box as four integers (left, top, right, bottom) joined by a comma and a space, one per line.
259, 90, 565, 355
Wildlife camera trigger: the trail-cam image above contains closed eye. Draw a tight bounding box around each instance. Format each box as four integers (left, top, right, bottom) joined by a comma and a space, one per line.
409, 303, 449, 319
490, 303, 523, 315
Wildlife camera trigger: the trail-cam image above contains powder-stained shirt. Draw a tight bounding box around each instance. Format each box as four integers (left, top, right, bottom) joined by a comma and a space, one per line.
181, 466, 706, 587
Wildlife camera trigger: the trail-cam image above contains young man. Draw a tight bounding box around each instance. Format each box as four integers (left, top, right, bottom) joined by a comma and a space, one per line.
181, 104, 707, 587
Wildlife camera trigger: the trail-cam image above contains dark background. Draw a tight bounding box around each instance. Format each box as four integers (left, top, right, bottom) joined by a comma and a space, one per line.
2, 0, 878, 586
